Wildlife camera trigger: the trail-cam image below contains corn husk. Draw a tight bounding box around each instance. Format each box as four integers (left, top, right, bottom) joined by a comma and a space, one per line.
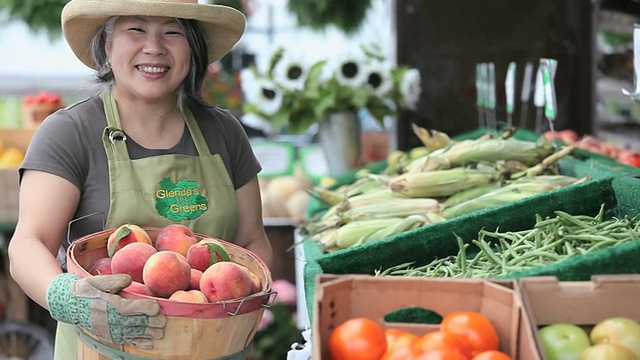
420, 137, 555, 171
389, 167, 500, 198
441, 175, 581, 218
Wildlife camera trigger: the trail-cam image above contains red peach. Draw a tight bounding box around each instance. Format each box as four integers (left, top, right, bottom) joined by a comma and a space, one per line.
189, 268, 203, 290
142, 251, 191, 298
121, 281, 154, 297
110, 242, 158, 283
186, 237, 230, 272
107, 224, 152, 257
168, 289, 209, 303
155, 224, 198, 257
199, 261, 252, 302
248, 271, 262, 294
88, 257, 113, 276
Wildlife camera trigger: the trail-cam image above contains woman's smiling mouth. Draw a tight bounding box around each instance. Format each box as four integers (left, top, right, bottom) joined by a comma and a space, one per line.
137, 65, 169, 74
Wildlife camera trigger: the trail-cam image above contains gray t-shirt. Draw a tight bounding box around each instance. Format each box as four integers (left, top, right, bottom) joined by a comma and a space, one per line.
20, 95, 261, 245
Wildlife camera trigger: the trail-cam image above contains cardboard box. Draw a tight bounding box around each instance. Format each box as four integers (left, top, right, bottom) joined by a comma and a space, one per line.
519, 274, 640, 359
0, 128, 34, 225
312, 274, 540, 359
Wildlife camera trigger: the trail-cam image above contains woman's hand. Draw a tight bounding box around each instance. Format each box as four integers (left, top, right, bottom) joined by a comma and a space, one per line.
46, 273, 166, 349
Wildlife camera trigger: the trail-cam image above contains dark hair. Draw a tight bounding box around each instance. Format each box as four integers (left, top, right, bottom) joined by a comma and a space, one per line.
90, 16, 212, 109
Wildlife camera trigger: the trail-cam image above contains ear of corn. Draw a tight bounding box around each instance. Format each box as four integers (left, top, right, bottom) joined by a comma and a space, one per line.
336, 217, 408, 249
342, 197, 442, 221
442, 183, 501, 207
421, 138, 555, 171
364, 214, 429, 243
441, 175, 580, 218
389, 167, 500, 198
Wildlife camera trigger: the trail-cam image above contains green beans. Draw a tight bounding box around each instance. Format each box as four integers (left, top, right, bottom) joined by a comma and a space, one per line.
375, 204, 640, 279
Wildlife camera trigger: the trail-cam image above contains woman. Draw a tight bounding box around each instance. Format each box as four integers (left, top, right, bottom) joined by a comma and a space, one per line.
7, 0, 273, 358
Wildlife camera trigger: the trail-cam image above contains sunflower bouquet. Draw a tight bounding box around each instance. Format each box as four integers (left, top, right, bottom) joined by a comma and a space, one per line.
240, 45, 422, 134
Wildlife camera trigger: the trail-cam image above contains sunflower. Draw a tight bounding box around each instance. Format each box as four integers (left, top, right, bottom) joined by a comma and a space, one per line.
271, 52, 309, 91
244, 77, 283, 116
363, 60, 394, 97
327, 51, 369, 88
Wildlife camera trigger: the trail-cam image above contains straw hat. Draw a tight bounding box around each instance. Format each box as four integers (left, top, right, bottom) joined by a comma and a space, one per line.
61, 0, 247, 69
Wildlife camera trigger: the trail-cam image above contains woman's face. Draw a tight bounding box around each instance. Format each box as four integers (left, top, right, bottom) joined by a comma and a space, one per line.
106, 16, 191, 104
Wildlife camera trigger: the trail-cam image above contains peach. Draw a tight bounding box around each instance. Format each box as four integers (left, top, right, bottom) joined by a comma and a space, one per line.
235, 263, 262, 294
107, 224, 152, 257
189, 268, 203, 290
142, 251, 191, 298
168, 289, 209, 303
88, 257, 112, 276
121, 281, 154, 297
155, 224, 198, 257
186, 237, 230, 272
199, 261, 252, 302
110, 242, 158, 283
248, 271, 262, 294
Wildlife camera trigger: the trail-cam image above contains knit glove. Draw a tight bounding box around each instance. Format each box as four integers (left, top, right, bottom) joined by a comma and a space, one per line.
46, 273, 166, 349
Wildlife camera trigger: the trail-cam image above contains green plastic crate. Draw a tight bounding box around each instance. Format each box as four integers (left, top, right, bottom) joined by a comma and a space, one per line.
302, 174, 640, 322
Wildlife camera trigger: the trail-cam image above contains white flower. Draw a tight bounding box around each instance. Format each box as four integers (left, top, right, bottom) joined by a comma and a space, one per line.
272, 52, 309, 91
326, 51, 368, 87
241, 112, 275, 136
363, 60, 394, 97
249, 78, 283, 115
399, 68, 422, 110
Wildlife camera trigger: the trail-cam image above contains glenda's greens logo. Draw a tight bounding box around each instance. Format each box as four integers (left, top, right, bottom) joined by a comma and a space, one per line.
155, 178, 208, 221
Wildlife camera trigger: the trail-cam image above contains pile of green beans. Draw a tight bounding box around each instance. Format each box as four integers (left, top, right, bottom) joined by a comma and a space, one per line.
375, 204, 640, 279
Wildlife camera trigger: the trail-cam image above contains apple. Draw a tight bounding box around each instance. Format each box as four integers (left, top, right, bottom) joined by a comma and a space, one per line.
539, 323, 591, 360
579, 343, 637, 360
590, 317, 640, 358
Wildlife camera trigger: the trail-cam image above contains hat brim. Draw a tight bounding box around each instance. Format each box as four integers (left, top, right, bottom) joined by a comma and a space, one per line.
62, 0, 246, 70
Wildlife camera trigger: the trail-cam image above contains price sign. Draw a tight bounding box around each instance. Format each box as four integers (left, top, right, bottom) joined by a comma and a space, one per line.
251, 140, 296, 178
298, 145, 328, 181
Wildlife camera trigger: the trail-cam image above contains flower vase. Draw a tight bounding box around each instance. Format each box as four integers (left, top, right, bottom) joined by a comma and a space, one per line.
318, 111, 361, 176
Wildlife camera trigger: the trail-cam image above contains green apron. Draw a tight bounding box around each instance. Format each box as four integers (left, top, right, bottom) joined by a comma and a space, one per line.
55, 88, 242, 359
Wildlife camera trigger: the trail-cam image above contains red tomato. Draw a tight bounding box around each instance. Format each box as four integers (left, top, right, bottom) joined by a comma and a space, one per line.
381, 344, 420, 360
441, 312, 500, 355
385, 328, 420, 352
472, 350, 512, 360
415, 348, 470, 360
413, 330, 472, 359
328, 317, 387, 360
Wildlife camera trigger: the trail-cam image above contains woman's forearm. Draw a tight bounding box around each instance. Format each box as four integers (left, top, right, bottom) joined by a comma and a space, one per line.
8, 236, 64, 309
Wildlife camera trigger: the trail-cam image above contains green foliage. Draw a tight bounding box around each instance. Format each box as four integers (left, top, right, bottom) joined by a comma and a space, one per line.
0, 0, 67, 41
286, 0, 372, 34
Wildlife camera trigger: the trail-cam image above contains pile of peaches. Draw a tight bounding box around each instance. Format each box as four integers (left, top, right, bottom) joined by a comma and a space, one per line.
86, 224, 262, 304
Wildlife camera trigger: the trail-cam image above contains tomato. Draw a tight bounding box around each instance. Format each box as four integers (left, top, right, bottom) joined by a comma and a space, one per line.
441, 311, 499, 355
472, 350, 512, 360
385, 328, 420, 352
414, 348, 470, 360
412, 330, 472, 359
381, 344, 420, 360
328, 317, 387, 360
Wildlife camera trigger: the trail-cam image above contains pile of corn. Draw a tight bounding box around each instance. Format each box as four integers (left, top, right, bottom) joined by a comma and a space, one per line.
300, 125, 585, 253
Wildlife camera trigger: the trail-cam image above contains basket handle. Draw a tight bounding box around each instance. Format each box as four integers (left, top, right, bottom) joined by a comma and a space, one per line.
222, 290, 277, 317
66, 212, 106, 245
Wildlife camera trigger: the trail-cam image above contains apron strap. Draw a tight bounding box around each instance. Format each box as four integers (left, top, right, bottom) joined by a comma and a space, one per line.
100, 87, 212, 158
101, 89, 130, 161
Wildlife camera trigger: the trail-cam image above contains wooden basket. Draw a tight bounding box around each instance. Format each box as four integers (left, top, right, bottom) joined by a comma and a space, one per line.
67, 227, 274, 360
